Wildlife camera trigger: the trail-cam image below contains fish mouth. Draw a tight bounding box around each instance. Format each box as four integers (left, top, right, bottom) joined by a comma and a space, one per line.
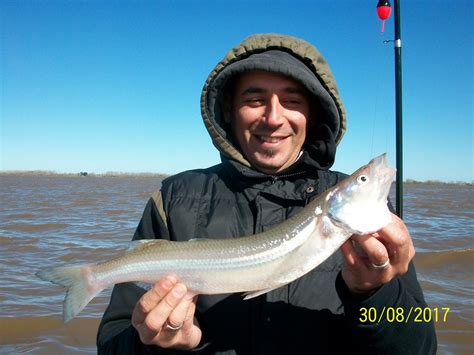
372, 154, 397, 202
369, 153, 389, 168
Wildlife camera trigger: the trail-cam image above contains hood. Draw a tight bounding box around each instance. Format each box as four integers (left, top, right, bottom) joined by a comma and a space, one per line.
200, 33, 347, 171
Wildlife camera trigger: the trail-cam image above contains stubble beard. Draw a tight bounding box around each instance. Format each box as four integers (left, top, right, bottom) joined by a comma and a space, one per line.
264, 149, 274, 158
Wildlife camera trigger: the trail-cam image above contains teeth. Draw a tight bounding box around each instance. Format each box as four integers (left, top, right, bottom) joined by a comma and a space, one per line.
258, 136, 282, 143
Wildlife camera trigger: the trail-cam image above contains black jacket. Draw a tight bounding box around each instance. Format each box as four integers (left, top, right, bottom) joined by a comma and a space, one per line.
98, 33, 436, 354
97, 156, 437, 354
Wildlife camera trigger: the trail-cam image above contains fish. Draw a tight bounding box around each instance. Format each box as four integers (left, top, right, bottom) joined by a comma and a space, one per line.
36, 154, 396, 322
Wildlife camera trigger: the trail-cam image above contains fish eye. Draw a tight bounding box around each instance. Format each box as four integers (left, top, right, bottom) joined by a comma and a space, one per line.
357, 175, 369, 184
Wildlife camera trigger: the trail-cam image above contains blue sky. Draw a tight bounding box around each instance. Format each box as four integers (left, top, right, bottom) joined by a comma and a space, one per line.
1, 0, 472, 182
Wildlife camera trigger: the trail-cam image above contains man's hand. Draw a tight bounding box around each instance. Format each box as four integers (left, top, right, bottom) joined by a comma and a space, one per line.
131, 276, 202, 350
340, 213, 415, 296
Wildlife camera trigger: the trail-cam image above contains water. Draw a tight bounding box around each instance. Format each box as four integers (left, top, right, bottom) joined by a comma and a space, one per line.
1, 175, 473, 354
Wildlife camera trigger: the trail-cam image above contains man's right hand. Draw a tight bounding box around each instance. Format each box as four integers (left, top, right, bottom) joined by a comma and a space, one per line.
131, 276, 202, 350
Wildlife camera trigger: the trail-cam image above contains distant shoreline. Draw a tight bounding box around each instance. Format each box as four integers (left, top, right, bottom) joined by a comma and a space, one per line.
0, 170, 471, 185
403, 179, 472, 186
0, 170, 169, 179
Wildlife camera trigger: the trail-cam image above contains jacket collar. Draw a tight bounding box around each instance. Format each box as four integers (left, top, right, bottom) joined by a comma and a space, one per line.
221, 150, 322, 183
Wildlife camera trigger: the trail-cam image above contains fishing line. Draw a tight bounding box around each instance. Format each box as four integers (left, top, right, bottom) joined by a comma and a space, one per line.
371, 35, 392, 158
370, 52, 384, 158
370, 74, 380, 157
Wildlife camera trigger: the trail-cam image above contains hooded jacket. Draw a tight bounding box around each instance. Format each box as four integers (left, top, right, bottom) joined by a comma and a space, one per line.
97, 34, 436, 354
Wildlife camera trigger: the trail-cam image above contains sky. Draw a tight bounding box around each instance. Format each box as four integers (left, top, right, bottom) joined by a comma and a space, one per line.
1, 0, 472, 182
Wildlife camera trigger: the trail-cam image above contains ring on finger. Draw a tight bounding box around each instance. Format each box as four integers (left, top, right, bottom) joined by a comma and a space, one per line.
165, 320, 183, 331
371, 258, 390, 270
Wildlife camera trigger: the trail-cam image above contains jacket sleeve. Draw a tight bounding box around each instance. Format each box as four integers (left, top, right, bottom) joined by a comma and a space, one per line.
97, 194, 204, 354
335, 263, 437, 354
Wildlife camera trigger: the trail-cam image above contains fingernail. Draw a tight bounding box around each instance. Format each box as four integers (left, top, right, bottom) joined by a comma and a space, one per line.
162, 278, 174, 290
173, 284, 186, 297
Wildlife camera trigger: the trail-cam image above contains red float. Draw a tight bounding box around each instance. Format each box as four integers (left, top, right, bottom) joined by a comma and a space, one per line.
377, 0, 392, 32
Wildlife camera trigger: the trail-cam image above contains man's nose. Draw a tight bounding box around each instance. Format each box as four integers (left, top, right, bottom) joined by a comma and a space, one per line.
263, 95, 284, 126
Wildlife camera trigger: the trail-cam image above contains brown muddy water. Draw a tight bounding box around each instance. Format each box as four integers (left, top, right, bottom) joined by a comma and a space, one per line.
0, 175, 473, 354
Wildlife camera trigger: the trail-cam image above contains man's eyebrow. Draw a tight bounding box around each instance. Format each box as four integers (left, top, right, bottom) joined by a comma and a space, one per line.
240, 86, 306, 95
282, 86, 306, 95
241, 86, 267, 95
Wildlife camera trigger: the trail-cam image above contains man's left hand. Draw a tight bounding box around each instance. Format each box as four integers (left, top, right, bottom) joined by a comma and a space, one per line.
340, 213, 415, 296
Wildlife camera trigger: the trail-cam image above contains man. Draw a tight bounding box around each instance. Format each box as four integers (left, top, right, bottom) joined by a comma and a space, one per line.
97, 33, 436, 354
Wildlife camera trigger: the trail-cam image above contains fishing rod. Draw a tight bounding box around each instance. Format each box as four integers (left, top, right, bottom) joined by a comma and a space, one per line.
377, 0, 403, 218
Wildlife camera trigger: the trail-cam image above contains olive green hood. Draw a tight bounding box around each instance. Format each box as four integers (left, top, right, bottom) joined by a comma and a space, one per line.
200, 33, 346, 170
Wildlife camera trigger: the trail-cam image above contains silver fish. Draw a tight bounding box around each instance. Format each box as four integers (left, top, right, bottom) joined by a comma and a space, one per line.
36, 154, 396, 322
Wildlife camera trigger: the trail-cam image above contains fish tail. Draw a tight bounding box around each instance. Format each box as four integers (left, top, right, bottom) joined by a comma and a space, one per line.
36, 264, 103, 322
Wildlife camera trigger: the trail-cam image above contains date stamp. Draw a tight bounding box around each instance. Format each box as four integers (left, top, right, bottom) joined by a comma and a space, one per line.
359, 307, 450, 323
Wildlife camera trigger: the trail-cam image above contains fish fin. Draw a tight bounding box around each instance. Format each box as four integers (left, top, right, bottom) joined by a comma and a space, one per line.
243, 286, 280, 300
127, 239, 167, 251
36, 264, 103, 323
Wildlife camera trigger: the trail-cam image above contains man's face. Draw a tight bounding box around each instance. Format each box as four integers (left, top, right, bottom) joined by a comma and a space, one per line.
228, 71, 310, 174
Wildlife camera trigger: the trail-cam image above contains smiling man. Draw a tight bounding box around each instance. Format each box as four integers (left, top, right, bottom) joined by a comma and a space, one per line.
226, 71, 310, 174
97, 34, 436, 354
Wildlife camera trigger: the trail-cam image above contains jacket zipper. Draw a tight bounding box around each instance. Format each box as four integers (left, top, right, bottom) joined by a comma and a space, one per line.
270, 170, 307, 183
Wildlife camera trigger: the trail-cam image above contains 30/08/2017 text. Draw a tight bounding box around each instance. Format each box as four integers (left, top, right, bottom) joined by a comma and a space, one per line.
359, 307, 450, 323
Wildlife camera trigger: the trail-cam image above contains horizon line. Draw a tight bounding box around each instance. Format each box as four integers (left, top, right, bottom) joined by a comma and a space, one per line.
0, 169, 472, 185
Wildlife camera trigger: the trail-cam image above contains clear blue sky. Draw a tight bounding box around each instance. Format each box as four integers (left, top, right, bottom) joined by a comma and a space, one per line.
1, 0, 472, 182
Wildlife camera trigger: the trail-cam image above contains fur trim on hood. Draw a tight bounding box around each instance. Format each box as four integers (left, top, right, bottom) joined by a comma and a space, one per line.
200, 33, 346, 171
